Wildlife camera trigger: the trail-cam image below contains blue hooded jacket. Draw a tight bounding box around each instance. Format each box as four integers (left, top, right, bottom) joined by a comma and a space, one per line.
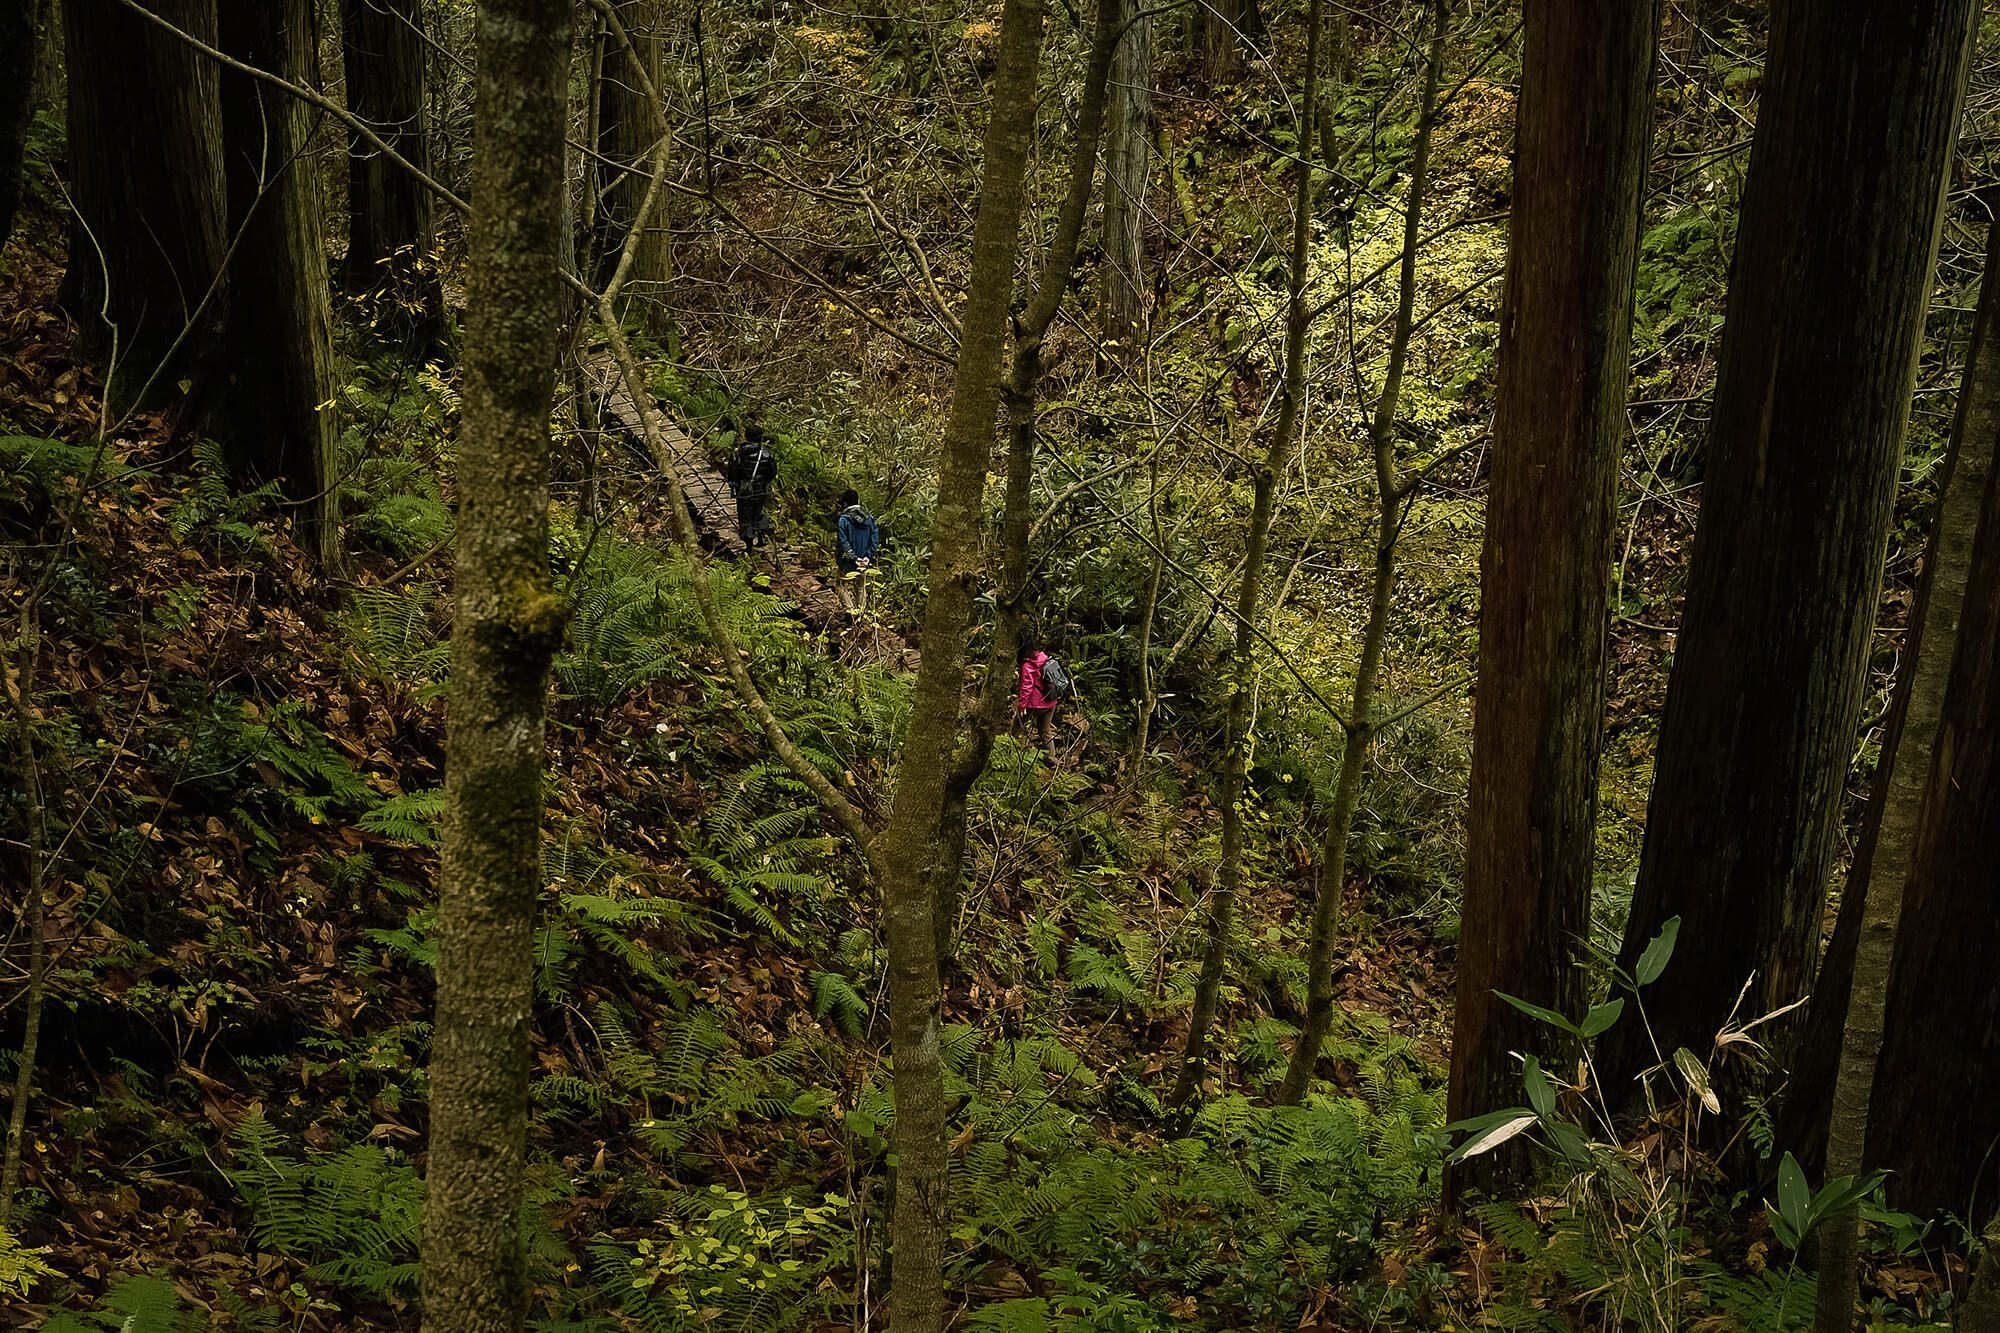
838, 505, 881, 563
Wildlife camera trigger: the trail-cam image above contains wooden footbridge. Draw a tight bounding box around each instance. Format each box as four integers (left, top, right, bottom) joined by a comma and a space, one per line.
583, 351, 920, 674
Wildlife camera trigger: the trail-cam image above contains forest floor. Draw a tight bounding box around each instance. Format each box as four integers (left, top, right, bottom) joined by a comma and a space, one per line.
0, 245, 1470, 1332
0, 189, 1959, 1331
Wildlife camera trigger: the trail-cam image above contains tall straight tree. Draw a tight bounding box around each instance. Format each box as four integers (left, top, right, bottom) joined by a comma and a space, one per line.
869, 0, 1046, 1322
1790, 212, 2000, 1330
1166, 0, 1323, 1127
59, 0, 229, 414
1098, 0, 1150, 359
1599, 0, 1974, 1097
341, 0, 444, 347
217, 0, 341, 563
1840, 416, 2000, 1219
417, 0, 570, 1328
1444, 0, 1658, 1197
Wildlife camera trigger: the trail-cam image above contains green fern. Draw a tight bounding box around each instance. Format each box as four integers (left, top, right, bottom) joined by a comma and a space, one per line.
41, 1275, 211, 1333
358, 786, 447, 845
228, 1113, 424, 1300
808, 969, 870, 1037
167, 439, 282, 557
341, 582, 451, 695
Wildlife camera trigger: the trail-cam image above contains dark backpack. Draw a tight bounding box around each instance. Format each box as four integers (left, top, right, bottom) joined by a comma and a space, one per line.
1037, 655, 1073, 700
734, 444, 775, 497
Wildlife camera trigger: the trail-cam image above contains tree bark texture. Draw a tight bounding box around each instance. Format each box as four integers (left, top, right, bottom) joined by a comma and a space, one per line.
59, 0, 229, 415
217, 0, 341, 564
1444, 0, 1658, 1198
1168, 0, 1321, 1127
1793, 215, 2000, 1328
1804, 410, 2000, 1220
594, 0, 670, 332
1276, 0, 1449, 1107
929, 7, 1114, 963
417, 0, 571, 1329
341, 0, 444, 346
1600, 0, 1973, 1099
1194, 0, 1261, 82
872, 0, 1043, 1326
1, 0, 34, 248
1098, 0, 1149, 357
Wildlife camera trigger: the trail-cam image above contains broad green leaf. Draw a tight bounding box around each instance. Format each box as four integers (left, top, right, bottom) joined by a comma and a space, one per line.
1776, 1151, 1811, 1234
1443, 1106, 1536, 1137
1674, 1046, 1720, 1114
1494, 990, 1579, 1036
1580, 998, 1626, 1039
1635, 915, 1681, 986
1450, 1113, 1538, 1163
1545, 1116, 1592, 1165
1523, 1055, 1556, 1120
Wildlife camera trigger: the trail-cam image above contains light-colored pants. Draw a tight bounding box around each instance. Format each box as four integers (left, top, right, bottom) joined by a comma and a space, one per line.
837, 560, 868, 610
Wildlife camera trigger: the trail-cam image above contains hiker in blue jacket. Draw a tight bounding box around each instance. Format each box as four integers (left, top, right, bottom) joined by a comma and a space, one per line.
834, 488, 881, 611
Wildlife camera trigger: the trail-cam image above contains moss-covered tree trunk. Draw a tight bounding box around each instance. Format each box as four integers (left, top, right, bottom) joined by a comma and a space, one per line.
1789, 213, 2000, 1331
1275, 0, 1449, 1108
216, 0, 341, 564
1167, 0, 1322, 1127
59, 0, 229, 416
1444, 0, 1658, 1197
929, 4, 1115, 962
341, 0, 444, 348
872, 0, 1044, 1325
1599, 0, 1974, 1099
417, 0, 571, 1328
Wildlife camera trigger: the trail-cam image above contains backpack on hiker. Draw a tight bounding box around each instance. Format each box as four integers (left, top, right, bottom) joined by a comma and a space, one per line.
732, 442, 775, 500
1037, 654, 1073, 700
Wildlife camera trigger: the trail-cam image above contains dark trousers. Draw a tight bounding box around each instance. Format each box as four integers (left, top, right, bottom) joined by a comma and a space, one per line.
735, 493, 769, 548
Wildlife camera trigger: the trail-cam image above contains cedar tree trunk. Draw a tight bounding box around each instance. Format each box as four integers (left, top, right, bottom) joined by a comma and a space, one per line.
1843, 407, 2000, 1219
217, 0, 341, 564
1099, 0, 1149, 357
59, 0, 229, 416
417, 0, 571, 1328
1599, 0, 1973, 1099
1444, 0, 1658, 1197
341, 0, 444, 347
594, 0, 669, 332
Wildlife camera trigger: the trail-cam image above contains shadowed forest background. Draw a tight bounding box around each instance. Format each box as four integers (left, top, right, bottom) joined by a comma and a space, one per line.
5, 0, 2000, 1330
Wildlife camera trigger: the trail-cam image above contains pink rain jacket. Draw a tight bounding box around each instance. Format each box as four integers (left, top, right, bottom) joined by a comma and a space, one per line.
1017, 651, 1055, 712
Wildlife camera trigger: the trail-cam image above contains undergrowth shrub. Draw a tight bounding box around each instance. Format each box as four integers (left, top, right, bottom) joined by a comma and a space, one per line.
228, 1113, 424, 1300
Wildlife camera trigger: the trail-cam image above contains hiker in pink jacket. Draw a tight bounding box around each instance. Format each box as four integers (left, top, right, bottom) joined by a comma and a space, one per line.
1012, 633, 1059, 763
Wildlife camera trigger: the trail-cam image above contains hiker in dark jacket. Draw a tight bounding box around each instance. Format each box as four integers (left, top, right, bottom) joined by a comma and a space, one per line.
726, 426, 776, 550
834, 488, 881, 611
